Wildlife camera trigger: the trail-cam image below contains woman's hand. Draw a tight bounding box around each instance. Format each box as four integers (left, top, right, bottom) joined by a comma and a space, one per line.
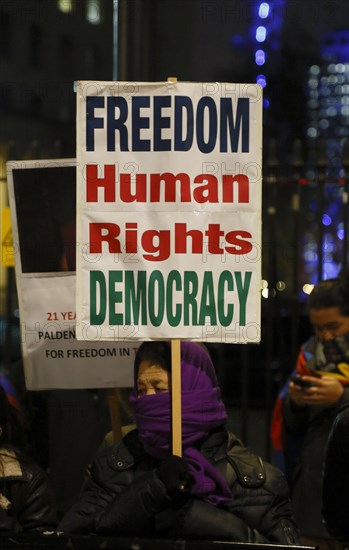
289, 376, 344, 406
157, 455, 192, 495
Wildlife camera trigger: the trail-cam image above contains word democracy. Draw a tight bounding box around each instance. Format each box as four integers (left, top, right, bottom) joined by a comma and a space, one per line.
86, 95, 250, 153
90, 269, 252, 327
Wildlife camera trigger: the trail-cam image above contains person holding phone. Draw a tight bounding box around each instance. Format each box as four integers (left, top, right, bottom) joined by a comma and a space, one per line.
271, 272, 349, 550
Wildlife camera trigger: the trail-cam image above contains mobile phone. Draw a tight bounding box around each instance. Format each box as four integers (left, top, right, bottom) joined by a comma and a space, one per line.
291, 375, 315, 388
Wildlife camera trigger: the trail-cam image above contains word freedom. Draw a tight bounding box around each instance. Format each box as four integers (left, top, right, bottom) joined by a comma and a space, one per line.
86, 96, 250, 153
90, 269, 252, 327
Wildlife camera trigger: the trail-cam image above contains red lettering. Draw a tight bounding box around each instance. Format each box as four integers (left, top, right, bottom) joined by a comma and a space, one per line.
150, 173, 191, 202
85, 167, 250, 204
222, 174, 249, 203
205, 224, 225, 253
86, 164, 116, 202
125, 223, 138, 253
89, 223, 121, 253
141, 230, 171, 261
120, 173, 147, 202
174, 223, 204, 254
89, 222, 253, 260
225, 230, 252, 254
193, 174, 219, 202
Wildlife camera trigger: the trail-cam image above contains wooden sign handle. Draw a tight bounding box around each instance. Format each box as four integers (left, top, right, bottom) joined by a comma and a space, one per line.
171, 338, 182, 456
107, 388, 123, 444
165, 78, 182, 457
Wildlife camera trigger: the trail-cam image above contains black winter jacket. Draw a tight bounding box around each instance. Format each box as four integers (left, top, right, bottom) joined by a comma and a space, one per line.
59, 429, 300, 544
0, 448, 57, 533
323, 405, 349, 541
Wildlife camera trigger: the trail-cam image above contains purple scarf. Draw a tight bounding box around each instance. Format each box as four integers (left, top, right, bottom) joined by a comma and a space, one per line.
130, 342, 233, 506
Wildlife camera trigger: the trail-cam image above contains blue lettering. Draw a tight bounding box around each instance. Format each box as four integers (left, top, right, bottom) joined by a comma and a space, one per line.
86, 97, 104, 152
107, 97, 129, 152
132, 96, 150, 151
153, 96, 171, 151
174, 96, 194, 151
196, 97, 217, 153
220, 97, 249, 152
86, 93, 252, 154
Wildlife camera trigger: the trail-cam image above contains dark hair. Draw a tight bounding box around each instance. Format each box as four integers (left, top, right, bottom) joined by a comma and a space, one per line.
308, 271, 349, 316
134, 341, 171, 379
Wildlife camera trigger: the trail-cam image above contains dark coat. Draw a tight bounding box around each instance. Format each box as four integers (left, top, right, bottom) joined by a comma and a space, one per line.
59, 429, 299, 544
322, 405, 349, 541
0, 448, 57, 533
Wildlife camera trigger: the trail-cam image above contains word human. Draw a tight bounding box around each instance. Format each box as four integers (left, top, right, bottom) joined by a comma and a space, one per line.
86, 164, 250, 205
89, 222, 252, 261
90, 269, 252, 328
86, 95, 250, 153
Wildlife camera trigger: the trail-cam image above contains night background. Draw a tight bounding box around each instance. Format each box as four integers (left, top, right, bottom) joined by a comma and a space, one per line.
1, 0, 349, 464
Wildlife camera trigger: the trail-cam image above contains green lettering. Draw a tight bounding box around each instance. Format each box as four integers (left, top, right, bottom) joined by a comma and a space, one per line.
166, 271, 182, 326
148, 270, 164, 326
90, 271, 107, 325
199, 271, 217, 325
235, 271, 252, 325
125, 271, 147, 325
218, 271, 234, 326
109, 271, 123, 325
183, 271, 199, 325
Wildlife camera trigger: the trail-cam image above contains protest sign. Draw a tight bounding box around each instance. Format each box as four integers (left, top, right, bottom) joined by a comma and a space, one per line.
7, 159, 134, 390
76, 81, 263, 343
1, 207, 15, 267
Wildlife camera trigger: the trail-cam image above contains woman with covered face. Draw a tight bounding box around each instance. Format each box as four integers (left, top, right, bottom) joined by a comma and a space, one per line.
59, 341, 299, 544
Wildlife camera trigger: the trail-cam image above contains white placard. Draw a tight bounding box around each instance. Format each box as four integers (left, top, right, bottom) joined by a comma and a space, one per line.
76, 81, 263, 343
7, 159, 134, 389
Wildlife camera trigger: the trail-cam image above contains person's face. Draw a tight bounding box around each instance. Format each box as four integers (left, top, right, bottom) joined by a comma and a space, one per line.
137, 361, 170, 397
309, 307, 349, 341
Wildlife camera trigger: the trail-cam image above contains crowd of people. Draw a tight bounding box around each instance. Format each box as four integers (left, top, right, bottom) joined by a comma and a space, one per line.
1, 273, 349, 547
